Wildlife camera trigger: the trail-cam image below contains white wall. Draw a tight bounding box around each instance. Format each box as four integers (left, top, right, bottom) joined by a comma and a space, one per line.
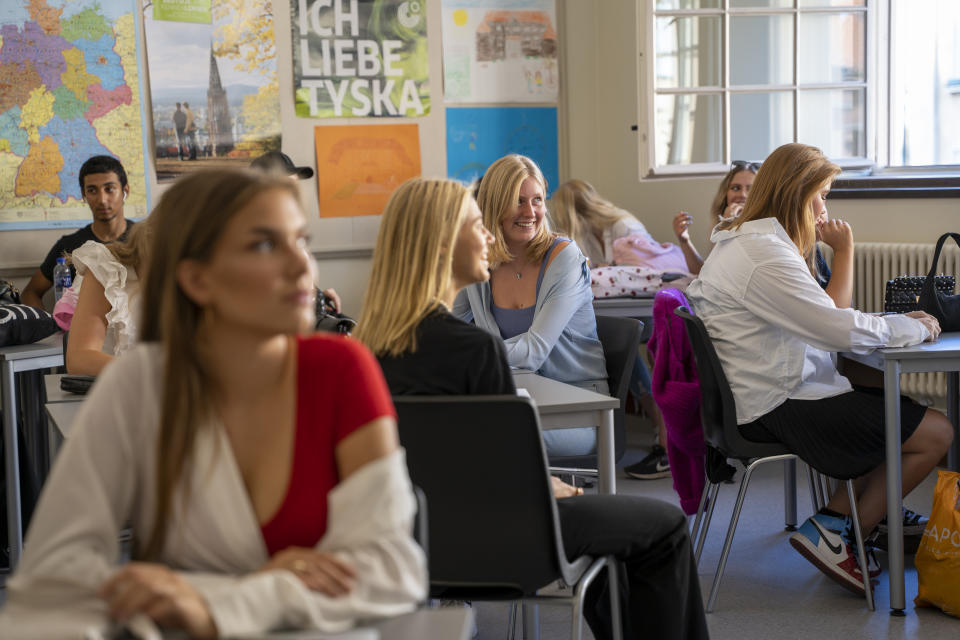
3, 0, 957, 314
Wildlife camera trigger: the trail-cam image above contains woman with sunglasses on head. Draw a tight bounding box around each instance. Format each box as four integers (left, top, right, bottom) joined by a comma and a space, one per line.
454, 154, 607, 457
686, 143, 952, 596
674, 159, 855, 308
357, 177, 709, 640
1, 169, 426, 638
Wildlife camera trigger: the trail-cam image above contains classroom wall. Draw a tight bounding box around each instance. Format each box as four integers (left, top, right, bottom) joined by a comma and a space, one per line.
3, 0, 957, 314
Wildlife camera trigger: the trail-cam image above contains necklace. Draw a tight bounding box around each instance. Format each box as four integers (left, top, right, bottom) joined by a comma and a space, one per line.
515, 271, 522, 280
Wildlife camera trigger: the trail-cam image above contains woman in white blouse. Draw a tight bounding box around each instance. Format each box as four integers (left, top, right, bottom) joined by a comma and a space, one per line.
1, 169, 425, 638
686, 143, 952, 596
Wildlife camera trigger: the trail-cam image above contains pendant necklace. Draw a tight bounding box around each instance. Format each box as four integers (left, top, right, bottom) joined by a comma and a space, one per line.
515, 271, 522, 280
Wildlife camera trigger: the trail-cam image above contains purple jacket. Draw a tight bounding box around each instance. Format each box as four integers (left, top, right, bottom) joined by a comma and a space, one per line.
647, 288, 705, 515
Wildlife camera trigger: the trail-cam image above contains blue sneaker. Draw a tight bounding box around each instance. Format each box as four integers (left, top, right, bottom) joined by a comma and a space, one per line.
790, 514, 868, 595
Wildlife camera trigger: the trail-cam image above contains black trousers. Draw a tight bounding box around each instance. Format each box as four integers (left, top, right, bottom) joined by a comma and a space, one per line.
557, 495, 709, 640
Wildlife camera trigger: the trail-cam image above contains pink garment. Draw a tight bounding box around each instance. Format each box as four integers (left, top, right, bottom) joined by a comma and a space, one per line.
612, 233, 690, 273
647, 288, 706, 515
52, 286, 78, 331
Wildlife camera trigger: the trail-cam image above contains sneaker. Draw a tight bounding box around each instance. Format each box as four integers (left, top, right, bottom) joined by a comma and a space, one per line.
625, 445, 670, 479
877, 507, 928, 536
841, 520, 882, 579
790, 514, 869, 595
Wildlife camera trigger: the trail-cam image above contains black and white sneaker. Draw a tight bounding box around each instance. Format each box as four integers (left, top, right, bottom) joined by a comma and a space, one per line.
625, 445, 671, 480
877, 507, 928, 536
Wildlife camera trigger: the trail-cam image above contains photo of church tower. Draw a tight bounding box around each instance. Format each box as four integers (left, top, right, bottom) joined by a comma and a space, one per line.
207, 48, 234, 157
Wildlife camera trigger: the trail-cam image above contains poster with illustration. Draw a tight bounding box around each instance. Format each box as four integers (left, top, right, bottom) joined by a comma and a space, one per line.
442, 0, 558, 103
292, 0, 430, 118
314, 124, 421, 217
446, 106, 557, 196
145, 0, 281, 182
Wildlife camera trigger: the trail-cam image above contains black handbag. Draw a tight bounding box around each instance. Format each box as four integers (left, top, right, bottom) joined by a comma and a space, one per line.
918, 232, 960, 331
885, 275, 955, 314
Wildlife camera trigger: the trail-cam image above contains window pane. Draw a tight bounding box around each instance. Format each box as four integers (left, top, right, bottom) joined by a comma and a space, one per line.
731, 93, 794, 160
890, 0, 960, 165
798, 89, 865, 158
730, 15, 793, 86
655, 94, 723, 166
730, 0, 792, 7
798, 13, 865, 83
798, 0, 865, 7
656, 0, 720, 9
656, 16, 722, 89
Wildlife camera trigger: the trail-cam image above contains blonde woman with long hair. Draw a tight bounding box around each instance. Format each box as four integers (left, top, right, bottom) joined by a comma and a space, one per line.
453, 155, 608, 457
686, 143, 951, 596
359, 177, 710, 640
1, 169, 425, 637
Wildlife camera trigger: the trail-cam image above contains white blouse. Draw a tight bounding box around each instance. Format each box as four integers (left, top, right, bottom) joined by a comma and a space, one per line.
685, 217, 929, 424
71, 241, 140, 356
577, 209, 650, 267
0, 344, 426, 638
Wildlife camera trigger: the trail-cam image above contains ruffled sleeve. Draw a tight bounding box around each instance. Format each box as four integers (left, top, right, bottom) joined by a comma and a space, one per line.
71, 241, 139, 356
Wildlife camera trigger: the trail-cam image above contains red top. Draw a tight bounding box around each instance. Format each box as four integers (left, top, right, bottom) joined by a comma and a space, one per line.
260, 334, 396, 556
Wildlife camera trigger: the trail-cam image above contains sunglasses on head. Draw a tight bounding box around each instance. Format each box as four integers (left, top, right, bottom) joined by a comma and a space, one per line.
731, 160, 761, 172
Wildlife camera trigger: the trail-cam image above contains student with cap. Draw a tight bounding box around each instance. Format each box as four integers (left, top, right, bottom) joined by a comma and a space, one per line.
250, 151, 341, 313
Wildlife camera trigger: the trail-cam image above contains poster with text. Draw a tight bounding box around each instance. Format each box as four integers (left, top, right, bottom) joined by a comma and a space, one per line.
446, 107, 557, 196
292, 0, 430, 118
145, 0, 281, 183
314, 124, 421, 217
442, 0, 558, 103
0, 0, 149, 229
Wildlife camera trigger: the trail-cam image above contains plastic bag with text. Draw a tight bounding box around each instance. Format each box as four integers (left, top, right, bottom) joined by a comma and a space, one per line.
914, 469, 960, 617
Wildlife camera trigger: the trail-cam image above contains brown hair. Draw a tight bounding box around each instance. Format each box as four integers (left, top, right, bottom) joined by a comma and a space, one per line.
476, 154, 553, 267
138, 168, 299, 559
549, 179, 624, 250
355, 178, 474, 357
710, 163, 759, 222
732, 143, 840, 261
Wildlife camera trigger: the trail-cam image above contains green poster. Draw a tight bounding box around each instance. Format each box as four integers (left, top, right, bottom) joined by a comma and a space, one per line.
153, 0, 212, 24
291, 0, 430, 118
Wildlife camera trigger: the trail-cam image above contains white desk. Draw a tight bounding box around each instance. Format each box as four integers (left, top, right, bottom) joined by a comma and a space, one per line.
593, 296, 654, 341
841, 332, 960, 615
513, 371, 619, 495
263, 607, 473, 639
1, 333, 64, 570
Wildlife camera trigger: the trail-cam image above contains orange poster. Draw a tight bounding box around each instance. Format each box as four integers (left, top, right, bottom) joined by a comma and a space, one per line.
313, 124, 421, 218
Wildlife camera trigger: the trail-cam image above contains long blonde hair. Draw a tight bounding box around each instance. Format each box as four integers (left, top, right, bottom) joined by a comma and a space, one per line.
355, 178, 473, 357
710, 163, 759, 222
138, 169, 299, 559
476, 154, 553, 267
108, 217, 153, 274
550, 179, 623, 249
733, 143, 840, 261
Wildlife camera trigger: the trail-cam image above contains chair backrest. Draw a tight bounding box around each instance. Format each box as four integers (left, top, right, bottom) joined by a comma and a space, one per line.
394, 395, 591, 599
673, 307, 788, 462
595, 316, 644, 461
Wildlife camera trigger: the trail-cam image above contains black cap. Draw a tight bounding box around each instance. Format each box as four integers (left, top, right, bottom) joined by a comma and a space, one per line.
250, 151, 314, 180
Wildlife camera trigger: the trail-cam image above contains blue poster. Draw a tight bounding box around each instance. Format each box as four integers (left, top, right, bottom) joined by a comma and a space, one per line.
445, 106, 558, 196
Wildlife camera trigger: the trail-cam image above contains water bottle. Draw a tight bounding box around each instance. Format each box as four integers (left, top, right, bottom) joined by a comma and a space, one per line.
53, 257, 72, 301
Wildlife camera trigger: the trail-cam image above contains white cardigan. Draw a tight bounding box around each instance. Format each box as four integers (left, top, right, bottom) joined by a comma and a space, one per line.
0, 344, 426, 639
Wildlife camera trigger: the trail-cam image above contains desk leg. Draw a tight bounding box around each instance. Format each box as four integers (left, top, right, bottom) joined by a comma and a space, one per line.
598, 409, 615, 495
948, 372, 959, 471
2, 361, 22, 570
522, 603, 540, 640
884, 359, 905, 615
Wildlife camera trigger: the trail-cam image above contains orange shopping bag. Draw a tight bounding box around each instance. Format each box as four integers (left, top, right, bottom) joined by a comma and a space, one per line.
914, 469, 960, 617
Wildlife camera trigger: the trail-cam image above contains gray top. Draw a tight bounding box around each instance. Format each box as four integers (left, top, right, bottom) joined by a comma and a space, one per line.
454, 239, 607, 385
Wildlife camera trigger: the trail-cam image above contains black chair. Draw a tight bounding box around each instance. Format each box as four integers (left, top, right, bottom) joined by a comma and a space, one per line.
394, 395, 622, 640
674, 307, 873, 612
549, 316, 644, 473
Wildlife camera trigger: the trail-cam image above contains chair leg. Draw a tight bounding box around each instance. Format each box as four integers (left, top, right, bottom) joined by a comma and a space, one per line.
607, 558, 623, 640
695, 482, 721, 567
846, 480, 875, 611
806, 463, 822, 512
783, 458, 797, 530
690, 480, 711, 540
706, 461, 761, 613
522, 603, 540, 640
507, 602, 519, 640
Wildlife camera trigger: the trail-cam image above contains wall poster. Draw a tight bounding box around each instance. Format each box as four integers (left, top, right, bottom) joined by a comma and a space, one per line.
291, 0, 430, 118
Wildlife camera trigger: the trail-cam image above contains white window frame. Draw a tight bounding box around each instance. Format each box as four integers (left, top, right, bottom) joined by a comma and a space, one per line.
638, 1, 960, 182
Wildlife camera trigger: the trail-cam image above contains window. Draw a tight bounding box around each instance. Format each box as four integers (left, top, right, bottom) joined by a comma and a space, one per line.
642, 0, 960, 183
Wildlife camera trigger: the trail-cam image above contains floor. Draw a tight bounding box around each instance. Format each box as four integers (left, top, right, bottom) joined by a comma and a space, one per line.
468, 413, 960, 640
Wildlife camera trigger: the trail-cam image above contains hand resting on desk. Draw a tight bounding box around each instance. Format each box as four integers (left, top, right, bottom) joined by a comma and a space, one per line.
906, 310, 941, 342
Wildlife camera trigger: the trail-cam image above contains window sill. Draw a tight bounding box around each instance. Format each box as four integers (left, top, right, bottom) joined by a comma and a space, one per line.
830, 175, 960, 199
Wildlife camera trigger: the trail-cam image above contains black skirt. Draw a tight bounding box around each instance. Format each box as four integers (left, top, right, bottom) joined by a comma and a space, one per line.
739, 387, 928, 479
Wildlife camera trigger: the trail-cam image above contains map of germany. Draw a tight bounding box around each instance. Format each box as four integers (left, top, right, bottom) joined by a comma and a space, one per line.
0, 0, 147, 227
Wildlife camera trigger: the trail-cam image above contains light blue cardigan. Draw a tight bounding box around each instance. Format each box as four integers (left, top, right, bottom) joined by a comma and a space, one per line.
453, 240, 607, 387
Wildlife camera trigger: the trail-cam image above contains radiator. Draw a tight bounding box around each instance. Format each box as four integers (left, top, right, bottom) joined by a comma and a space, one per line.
850, 242, 960, 404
